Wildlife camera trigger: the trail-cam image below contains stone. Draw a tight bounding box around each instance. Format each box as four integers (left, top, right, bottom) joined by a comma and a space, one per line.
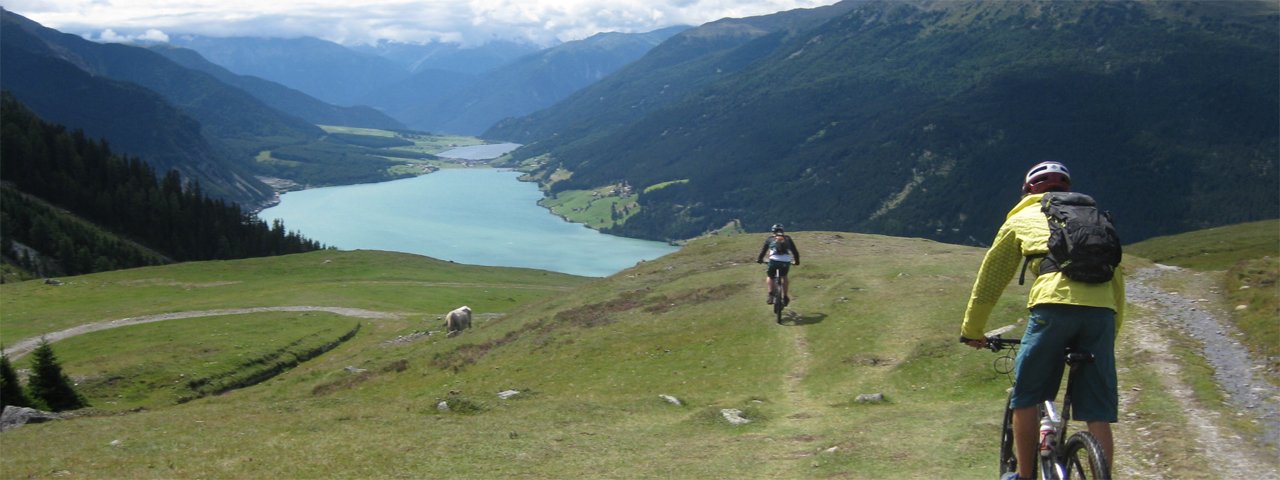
0, 406, 61, 432
854, 393, 886, 404
721, 409, 751, 425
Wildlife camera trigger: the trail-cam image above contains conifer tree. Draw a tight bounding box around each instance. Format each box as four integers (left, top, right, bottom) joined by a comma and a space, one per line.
26, 339, 87, 411
0, 353, 34, 408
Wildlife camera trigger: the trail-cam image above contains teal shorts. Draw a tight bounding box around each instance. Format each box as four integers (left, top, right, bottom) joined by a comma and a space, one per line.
1011, 304, 1118, 423
766, 260, 791, 278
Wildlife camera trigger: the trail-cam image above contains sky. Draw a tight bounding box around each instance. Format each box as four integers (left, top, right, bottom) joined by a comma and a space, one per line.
6, 0, 843, 47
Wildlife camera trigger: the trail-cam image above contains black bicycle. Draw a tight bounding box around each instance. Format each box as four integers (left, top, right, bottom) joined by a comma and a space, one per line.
982, 334, 1111, 480
769, 268, 787, 324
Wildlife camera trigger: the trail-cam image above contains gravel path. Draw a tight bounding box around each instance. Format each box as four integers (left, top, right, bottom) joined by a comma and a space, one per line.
1124, 265, 1279, 478
4, 306, 403, 360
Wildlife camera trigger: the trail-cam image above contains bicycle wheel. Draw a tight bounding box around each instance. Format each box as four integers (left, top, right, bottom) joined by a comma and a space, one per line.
1062, 431, 1110, 479
771, 276, 785, 323
773, 287, 784, 322
999, 394, 1018, 475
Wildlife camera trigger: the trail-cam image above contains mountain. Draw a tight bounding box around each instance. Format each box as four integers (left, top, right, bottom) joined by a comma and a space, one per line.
486, 2, 864, 144
353, 39, 542, 75
488, 0, 1279, 244
2, 12, 325, 157
363, 27, 689, 135
168, 35, 411, 106
0, 9, 275, 205
0, 93, 322, 278
147, 45, 406, 130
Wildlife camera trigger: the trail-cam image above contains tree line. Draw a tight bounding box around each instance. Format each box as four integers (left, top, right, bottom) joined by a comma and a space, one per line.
0, 91, 323, 278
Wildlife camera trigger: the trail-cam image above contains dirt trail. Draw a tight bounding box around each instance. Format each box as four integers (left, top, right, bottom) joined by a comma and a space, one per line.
5, 306, 403, 360
1119, 265, 1279, 479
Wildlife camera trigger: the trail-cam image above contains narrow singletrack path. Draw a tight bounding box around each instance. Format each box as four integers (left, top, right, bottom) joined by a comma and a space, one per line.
758, 310, 838, 475
5, 306, 403, 360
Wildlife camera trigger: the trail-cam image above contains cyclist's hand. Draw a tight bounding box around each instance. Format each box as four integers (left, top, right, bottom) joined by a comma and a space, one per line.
960, 337, 987, 350
792, 261, 799, 266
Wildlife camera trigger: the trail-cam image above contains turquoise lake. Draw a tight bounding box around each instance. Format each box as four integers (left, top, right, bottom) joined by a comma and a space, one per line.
257, 168, 679, 277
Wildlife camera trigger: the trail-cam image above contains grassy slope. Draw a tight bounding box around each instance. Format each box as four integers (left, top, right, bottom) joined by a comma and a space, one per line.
0, 226, 1273, 478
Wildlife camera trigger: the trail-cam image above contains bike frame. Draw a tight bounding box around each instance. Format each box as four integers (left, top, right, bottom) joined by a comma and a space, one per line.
985, 336, 1107, 480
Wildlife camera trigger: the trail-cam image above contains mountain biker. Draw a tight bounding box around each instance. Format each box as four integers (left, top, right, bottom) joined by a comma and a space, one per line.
958, 161, 1125, 480
756, 224, 800, 306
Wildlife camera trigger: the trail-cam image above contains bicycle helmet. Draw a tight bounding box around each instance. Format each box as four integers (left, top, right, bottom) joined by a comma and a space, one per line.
1022, 161, 1071, 194
771, 224, 784, 234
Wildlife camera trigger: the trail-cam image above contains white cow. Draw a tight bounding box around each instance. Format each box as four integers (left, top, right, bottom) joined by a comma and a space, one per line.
444, 306, 472, 336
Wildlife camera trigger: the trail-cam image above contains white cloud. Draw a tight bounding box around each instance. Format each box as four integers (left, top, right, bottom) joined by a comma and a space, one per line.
11, 0, 840, 46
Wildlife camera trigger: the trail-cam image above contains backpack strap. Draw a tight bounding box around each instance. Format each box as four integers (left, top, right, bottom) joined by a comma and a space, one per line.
1019, 254, 1040, 285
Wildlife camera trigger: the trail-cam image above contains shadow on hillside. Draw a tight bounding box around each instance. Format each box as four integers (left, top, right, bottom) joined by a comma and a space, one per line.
785, 312, 826, 326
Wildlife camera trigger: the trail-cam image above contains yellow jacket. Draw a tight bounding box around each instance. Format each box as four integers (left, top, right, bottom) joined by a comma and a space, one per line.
960, 193, 1125, 340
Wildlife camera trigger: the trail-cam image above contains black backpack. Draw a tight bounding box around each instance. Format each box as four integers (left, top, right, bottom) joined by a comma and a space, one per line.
1020, 192, 1122, 285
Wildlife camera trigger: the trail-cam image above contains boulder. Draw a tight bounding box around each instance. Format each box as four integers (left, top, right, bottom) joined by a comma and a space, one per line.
1, 406, 61, 432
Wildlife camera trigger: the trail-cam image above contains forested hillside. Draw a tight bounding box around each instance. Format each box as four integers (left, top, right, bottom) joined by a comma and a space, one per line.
0, 9, 275, 207
489, 0, 1279, 244
0, 94, 322, 279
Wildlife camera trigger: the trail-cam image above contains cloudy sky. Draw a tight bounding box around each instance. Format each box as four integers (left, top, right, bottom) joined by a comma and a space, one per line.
7, 0, 842, 46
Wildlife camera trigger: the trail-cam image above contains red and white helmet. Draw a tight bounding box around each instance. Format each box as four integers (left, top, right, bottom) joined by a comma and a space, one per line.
1022, 161, 1071, 194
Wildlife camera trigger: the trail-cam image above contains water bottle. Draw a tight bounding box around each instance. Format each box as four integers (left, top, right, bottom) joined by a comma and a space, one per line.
1038, 417, 1055, 456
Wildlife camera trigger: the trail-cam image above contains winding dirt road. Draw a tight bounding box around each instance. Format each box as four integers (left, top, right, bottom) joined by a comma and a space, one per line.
4, 306, 403, 360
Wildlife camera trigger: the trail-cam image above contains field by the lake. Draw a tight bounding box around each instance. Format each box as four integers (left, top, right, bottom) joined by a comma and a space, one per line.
2, 222, 1276, 478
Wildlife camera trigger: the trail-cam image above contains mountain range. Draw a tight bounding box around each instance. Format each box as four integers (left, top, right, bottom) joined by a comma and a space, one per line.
487, 0, 1279, 245
1, 0, 1277, 252
168, 28, 689, 135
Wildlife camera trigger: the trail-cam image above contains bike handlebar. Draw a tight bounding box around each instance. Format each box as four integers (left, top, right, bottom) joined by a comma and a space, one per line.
959, 335, 1021, 352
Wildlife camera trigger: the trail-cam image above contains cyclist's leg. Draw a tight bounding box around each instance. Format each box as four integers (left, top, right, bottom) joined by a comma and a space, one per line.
1011, 405, 1038, 479
1069, 305, 1118, 470
765, 263, 780, 303
1011, 305, 1076, 479
1087, 421, 1114, 471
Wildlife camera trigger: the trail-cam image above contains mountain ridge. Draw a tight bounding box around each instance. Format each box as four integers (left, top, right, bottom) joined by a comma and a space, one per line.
489, 0, 1278, 245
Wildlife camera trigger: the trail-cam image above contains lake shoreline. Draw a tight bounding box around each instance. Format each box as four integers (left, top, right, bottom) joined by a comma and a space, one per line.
257, 168, 677, 277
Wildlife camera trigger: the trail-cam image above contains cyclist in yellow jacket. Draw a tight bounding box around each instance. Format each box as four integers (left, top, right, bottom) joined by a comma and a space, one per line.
960, 161, 1125, 480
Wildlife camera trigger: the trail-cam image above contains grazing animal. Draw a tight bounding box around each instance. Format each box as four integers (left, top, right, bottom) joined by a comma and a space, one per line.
445, 306, 472, 336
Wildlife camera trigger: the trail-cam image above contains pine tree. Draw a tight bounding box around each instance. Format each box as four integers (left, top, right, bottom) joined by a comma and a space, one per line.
26, 339, 87, 411
0, 353, 34, 408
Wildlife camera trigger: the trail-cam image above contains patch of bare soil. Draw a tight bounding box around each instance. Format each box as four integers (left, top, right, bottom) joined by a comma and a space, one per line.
1120, 265, 1279, 479
5, 306, 403, 360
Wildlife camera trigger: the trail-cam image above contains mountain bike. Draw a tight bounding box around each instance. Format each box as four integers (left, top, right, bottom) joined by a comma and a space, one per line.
769, 268, 787, 324
983, 333, 1112, 480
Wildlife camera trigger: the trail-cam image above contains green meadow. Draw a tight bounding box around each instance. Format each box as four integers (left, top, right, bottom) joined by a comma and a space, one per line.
1, 223, 1275, 478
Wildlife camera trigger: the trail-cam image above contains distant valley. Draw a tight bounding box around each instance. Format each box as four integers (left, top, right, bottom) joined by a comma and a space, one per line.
0, 0, 1276, 282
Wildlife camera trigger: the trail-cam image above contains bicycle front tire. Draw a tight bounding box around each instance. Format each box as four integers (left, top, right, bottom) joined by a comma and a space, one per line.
999, 393, 1017, 475
1062, 431, 1110, 480
773, 291, 784, 320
